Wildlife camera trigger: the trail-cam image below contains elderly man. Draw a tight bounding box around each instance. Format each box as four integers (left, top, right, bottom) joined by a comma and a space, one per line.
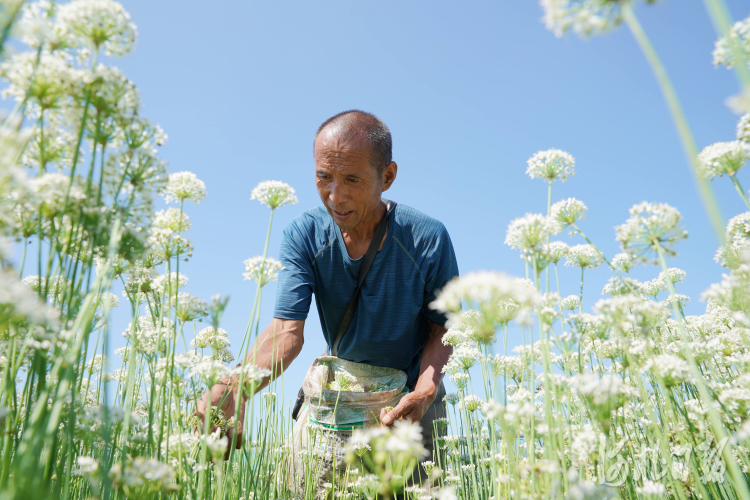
198, 110, 458, 486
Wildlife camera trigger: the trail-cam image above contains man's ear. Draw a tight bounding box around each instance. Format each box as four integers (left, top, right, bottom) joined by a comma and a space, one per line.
381, 161, 398, 192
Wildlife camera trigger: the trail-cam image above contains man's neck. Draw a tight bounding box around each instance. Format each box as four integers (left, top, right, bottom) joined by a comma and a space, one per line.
340, 200, 387, 259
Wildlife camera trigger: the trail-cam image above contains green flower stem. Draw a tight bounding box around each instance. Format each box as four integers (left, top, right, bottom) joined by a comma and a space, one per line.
578, 267, 584, 314
729, 173, 750, 210
61, 48, 98, 218
702, 0, 750, 89
546, 182, 552, 293
622, 3, 725, 244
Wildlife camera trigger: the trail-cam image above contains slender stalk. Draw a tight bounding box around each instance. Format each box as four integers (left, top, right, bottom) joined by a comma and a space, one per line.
621, 3, 725, 243
729, 174, 750, 210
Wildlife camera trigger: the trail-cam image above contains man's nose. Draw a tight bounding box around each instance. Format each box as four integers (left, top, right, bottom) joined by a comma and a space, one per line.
328, 180, 348, 205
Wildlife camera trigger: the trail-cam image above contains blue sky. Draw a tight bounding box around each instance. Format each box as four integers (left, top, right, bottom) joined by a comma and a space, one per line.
104, 0, 749, 408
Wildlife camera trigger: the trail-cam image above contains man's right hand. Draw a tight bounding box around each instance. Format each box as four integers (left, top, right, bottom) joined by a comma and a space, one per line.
195, 375, 246, 452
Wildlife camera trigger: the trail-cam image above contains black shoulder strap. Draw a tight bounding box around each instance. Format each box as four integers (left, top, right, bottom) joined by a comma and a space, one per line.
331, 200, 397, 356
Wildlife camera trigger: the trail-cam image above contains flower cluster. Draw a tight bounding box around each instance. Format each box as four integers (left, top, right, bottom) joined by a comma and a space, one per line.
242, 256, 284, 287
713, 15, 750, 69
697, 141, 750, 179
250, 180, 298, 209
525, 149, 575, 182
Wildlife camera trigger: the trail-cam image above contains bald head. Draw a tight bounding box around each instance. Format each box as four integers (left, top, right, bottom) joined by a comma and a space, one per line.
314, 110, 392, 174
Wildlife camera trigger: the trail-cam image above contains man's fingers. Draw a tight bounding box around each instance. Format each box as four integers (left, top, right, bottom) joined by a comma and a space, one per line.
381, 399, 413, 426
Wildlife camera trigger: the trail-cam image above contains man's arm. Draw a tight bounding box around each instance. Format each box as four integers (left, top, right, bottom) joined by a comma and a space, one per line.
196, 318, 304, 447
380, 319, 452, 426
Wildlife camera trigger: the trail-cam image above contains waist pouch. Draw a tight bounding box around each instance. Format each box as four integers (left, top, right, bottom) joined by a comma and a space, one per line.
301, 355, 407, 428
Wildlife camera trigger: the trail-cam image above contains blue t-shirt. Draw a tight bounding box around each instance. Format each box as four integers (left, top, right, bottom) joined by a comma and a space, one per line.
273, 202, 459, 386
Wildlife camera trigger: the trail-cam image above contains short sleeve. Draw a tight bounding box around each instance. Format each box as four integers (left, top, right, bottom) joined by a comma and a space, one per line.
422, 223, 459, 326
273, 220, 315, 320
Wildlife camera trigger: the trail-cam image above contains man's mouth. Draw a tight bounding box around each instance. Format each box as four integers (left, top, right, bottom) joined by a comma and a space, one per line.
332, 209, 353, 219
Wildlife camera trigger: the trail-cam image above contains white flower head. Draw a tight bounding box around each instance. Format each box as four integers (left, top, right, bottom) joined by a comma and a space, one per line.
615, 202, 688, 262
729, 89, 750, 115
151, 272, 187, 295
242, 256, 284, 287
738, 114, 750, 144
250, 180, 298, 209
162, 172, 206, 204
430, 271, 541, 331
75, 456, 100, 476
713, 16, 750, 69
505, 213, 561, 251
0, 52, 77, 110
565, 244, 603, 269
28, 172, 86, 216
550, 198, 587, 227
153, 208, 191, 233
726, 212, 750, 244
201, 429, 228, 460
697, 141, 750, 179
57, 0, 138, 57
541, 0, 622, 38
191, 326, 230, 349
545, 241, 569, 264
458, 394, 484, 412
561, 295, 581, 311
635, 480, 667, 496
612, 252, 636, 274
526, 149, 575, 183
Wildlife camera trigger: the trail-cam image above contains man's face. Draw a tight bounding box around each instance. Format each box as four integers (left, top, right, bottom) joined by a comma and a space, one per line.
314, 131, 392, 230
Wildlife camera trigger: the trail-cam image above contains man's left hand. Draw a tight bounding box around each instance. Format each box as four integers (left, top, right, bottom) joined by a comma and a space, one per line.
380, 390, 433, 426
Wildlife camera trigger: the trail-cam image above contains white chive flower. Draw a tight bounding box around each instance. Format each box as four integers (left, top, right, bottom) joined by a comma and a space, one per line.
151, 272, 187, 295
29, 172, 86, 216
108, 457, 177, 494
541, 0, 621, 39
430, 271, 541, 331
545, 241, 569, 264
458, 395, 484, 412
565, 244, 603, 269
713, 16, 750, 69
644, 354, 691, 387
0, 52, 76, 110
162, 171, 206, 204
658, 268, 686, 286
526, 149, 575, 183
697, 141, 750, 179
56, 0, 138, 57
550, 198, 587, 227
726, 212, 750, 244
250, 180, 298, 209
738, 114, 750, 144
635, 481, 667, 496
191, 326, 230, 350
561, 295, 581, 311
505, 213, 561, 251
153, 208, 191, 233
242, 256, 284, 287
611, 252, 636, 274
615, 202, 688, 261
327, 370, 363, 392
173, 292, 208, 322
